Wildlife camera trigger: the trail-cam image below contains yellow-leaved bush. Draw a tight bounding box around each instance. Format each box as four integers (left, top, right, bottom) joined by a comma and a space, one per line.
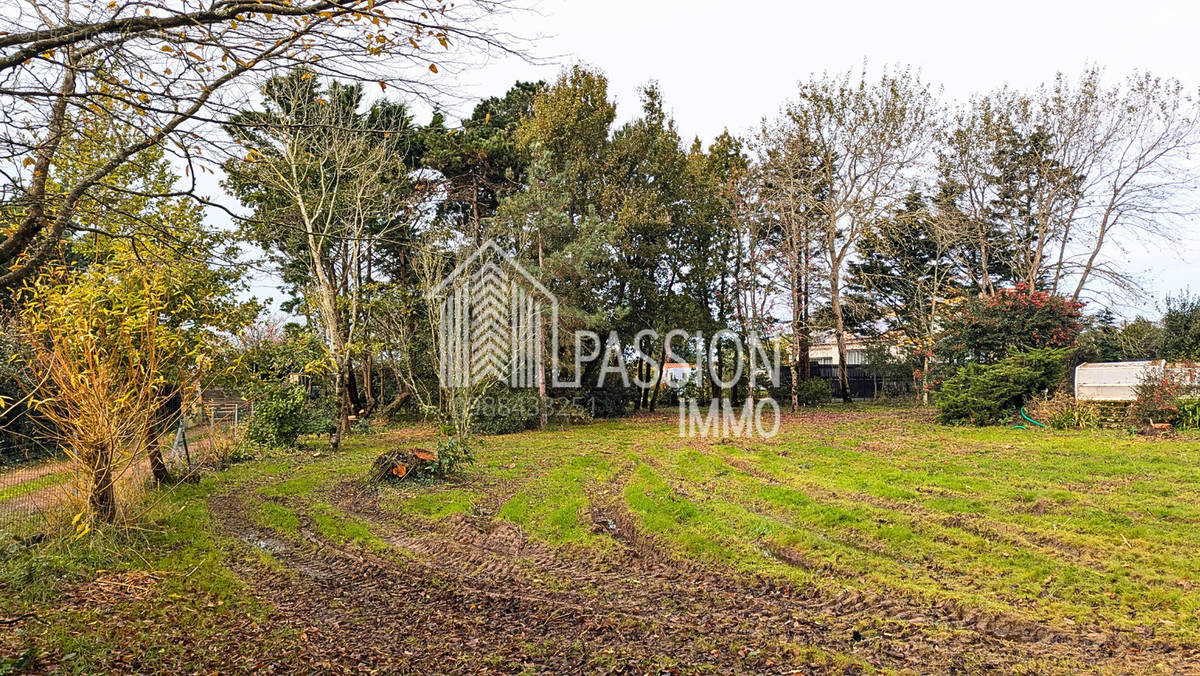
19, 263, 218, 523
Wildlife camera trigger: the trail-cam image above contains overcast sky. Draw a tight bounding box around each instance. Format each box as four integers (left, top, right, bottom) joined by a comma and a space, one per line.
461, 1, 1199, 140
465, 0, 1200, 317
245, 0, 1200, 318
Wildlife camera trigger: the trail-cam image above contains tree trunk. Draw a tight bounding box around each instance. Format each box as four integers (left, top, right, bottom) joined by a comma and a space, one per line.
330, 365, 345, 450
800, 229, 812, 383
716, 347, 725, 400
147, 431, 170, 483
647, 342, 668, 412
798, 331, 811, 381
789, 361, 799, 412
146, 387, 175, 483
1071, 215, 1112, 303
829, 273, 853, 403
378, 390, 409, 421
91, 444, 116, 522
345, 364, 363, 418
977, 222, 994, 295
537, 309, 547, 430
921, 353, 931, 406
635, 359, 646, 411
790, 265, 801, 413
362, 356, 376, 417
537, 238, 547, 430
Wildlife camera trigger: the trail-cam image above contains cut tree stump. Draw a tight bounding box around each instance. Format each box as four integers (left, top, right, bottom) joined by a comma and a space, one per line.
369, 448, 437, 483
1138, 422, 1173, 437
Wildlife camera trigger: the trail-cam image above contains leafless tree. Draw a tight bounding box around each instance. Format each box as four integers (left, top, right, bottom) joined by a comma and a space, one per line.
938, 70, 1200, 304
782, 67, 934, 401
753, 114, 822, 411
0, 0, 527, 288
935, 96, 1007, 295
1053, 71, 1200, 304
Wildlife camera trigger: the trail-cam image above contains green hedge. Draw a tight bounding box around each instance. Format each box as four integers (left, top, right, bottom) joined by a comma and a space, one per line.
471, 387, 540, 435
246, 384, 330, 447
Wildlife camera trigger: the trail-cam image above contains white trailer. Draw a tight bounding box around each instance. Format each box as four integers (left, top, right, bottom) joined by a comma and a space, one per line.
1074, 360, 1161, 402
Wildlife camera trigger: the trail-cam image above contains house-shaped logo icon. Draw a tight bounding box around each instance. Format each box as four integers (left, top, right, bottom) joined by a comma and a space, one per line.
430, 240, 558, 389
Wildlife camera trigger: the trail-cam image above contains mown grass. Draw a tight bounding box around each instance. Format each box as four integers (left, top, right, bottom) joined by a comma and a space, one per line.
378, 408, 1200, 645
309, 409, 1200, 645
383, 487, 479, 519
3, 407, 1199, 671
0, 470, 69, 504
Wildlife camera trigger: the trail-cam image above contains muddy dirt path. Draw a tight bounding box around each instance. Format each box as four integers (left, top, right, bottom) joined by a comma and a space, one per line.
208, 482, 1198, 675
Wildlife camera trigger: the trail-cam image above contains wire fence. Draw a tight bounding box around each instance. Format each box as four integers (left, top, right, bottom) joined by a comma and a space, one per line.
0, 398, 251, 532
170, 400, 252, 467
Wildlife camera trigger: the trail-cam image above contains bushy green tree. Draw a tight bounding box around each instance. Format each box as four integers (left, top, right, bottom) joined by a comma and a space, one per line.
1073, 310, 1163, 364
423, 82, 542, 244
936, 348, 1069, 425
848, 191, 959, 398
245, 384, 331, 448
470, 385, 541, 435
495, 68, 734, 413
499, 65, 618, 333
1158, 293, 1200, 361
220, 322, 329, 395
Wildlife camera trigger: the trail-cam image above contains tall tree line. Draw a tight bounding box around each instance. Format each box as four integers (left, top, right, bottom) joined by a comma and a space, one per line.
220, 64, 1200, 423
758, 67, 1200, 401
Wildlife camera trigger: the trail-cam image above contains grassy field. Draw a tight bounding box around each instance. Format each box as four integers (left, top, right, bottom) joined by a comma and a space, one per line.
0, 470, 68, 504
2, 406, 1199, 673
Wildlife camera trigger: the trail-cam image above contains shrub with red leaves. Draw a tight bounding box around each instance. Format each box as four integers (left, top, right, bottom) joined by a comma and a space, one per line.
936, 285, 1084, 367
1128, 362, 1200, 426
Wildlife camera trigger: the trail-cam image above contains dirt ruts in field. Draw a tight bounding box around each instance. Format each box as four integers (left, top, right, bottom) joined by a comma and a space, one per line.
208, 482, 1198, 674
716, 449, 1118, 578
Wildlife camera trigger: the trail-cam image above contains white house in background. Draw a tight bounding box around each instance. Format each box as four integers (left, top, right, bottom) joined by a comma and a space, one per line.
808, 335, 904, 367
661, 362, 698, 387
1075, 360, 1155, 401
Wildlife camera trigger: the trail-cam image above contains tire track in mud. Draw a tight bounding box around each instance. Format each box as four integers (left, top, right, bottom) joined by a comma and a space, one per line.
214, 489, 836, 674
397, 460, 1200, 672
639, 447, 1199, 668
712, 448, 1162, 600
208, 475, 1200, 674
711, 448, 1200, 638
716, 448, 1116, 575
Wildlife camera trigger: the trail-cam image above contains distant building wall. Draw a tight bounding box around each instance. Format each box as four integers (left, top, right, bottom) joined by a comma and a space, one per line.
1075, 361, 1158, 401
808, 344, 875, 366
809, 340, 902, 367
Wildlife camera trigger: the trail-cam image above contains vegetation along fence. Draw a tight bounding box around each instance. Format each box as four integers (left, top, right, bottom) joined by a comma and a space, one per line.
0, 398, 251, 529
